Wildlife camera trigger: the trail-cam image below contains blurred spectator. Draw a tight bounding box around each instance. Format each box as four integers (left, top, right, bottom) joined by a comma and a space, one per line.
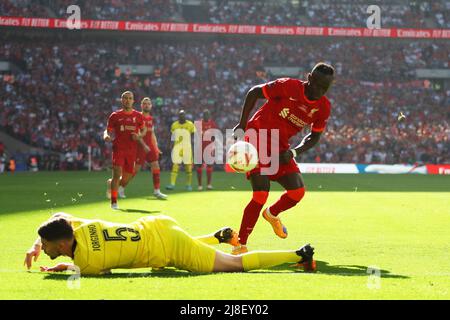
0, 152, 5, 173
28, 154, 38, 172
1, 0, 449, 28
0, 31, 448, 169
8, 157, 16, 173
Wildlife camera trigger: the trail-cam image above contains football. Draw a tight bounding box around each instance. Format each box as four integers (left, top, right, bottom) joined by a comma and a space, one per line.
226, 141, 259, 173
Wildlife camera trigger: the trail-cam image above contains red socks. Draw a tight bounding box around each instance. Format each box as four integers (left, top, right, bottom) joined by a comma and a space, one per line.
152, 169, 160, 190
111, 190, 118, 203
196, 166, 203, 186
238, 188, 306, 245
238, 191, 269, 245
206, 166, 213, 185
196, 165, 213, 186
269, 188, 305, 217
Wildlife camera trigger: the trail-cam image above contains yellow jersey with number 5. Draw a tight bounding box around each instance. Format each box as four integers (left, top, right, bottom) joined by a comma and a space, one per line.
72, 216, 172, 275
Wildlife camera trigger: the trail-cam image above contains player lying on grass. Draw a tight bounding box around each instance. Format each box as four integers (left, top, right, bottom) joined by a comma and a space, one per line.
24, 213, 316, 275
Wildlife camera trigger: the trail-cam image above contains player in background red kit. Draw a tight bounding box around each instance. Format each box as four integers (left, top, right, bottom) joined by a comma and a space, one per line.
103, 91, 145, 209
196, 109, 218, 191
117, 97, 167, 200
232, 63, 335, 261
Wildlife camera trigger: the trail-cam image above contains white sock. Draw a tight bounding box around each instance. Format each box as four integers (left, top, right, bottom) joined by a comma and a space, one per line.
266, 208, 278, 219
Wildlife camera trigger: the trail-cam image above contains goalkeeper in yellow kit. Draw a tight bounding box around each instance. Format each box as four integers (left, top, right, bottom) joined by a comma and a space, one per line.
166, 109, 196, 191
24, 213, 316, 275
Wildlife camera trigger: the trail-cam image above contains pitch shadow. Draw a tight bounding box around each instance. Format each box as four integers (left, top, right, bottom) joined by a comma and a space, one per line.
42, 268, 209, 280
268, 261, 409, 279
42, 260, 407, 280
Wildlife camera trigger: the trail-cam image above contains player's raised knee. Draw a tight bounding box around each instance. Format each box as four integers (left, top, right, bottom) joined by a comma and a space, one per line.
286, 187, 305, 202
252, 191, 269, 205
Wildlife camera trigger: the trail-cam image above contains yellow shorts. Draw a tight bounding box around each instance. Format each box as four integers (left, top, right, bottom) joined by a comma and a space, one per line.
137, 215, 216, 272
171, 145, 193, 165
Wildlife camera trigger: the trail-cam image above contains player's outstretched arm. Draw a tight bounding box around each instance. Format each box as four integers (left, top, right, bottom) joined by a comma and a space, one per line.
40, 263, 73, 273
233, 85, 265, 136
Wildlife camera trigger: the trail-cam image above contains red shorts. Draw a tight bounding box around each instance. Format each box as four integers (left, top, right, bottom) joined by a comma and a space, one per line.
112, 150, 136, 174
136, 143, 159, 166
244, 130, 300, 181
198, 144, 215, 166
246, 158, 300, 181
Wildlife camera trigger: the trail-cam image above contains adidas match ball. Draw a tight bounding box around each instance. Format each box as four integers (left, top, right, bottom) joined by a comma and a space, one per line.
226, 141, 258, 173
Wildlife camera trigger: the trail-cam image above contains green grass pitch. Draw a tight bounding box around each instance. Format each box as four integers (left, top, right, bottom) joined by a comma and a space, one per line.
0, 171, 449, 300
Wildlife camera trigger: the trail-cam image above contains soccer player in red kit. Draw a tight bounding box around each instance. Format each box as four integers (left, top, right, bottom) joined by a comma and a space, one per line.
196, 109, 218, 190
232, 62, 335, 255
103, 91, 145, 209
118, 97, 167, 200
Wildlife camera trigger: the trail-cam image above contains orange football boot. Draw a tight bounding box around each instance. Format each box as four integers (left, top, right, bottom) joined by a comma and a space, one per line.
262, 208, 288, 239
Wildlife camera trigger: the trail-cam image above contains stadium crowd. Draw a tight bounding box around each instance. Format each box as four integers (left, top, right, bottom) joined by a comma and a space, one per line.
1, 0, 449, 29
1, 35, 449, 170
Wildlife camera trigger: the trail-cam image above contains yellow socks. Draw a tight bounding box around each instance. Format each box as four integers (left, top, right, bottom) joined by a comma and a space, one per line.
170, 164, 179, 186
241, 251, 299, 271
185, 164, 193, 186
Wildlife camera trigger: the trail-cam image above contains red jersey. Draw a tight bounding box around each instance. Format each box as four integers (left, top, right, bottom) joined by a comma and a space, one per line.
247, 78, 331, 152
196, 119, 218, 148
141, 113, 155, 146
107, 109, 144, 153
196, 119, 218, 136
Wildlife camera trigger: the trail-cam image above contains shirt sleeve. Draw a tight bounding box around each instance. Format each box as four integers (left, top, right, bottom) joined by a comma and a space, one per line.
190, 122, 196, 133
170, 122, 176, 133
107, 113, 115, 132
79, 264, 102, 276
311, 101, 331, 133
262, 78, 300, 100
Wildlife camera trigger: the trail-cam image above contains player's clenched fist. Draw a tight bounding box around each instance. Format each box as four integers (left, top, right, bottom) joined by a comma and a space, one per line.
103, 131, 112, 142
279, 150, 295, 164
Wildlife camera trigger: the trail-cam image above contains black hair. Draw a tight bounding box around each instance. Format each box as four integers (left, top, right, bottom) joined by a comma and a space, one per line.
38, 218, 74, 241
312, 62, 335, 76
